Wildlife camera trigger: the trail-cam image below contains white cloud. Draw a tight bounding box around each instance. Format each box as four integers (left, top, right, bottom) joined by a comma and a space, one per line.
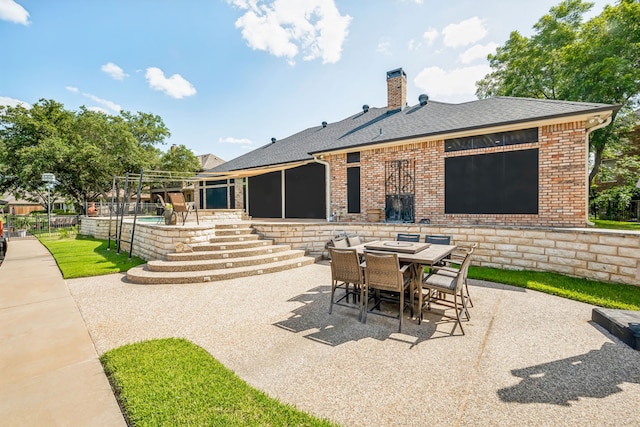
101, 62, 128, 80
408, 39, 421, 51
414, 64, 490, 99
228, 0, 351, 65
377, 40, 392, 55
0, 96, 30, 108
219, 137, 253, 146
66, 86, 121, 112
459, 42, 498, 64
442, 17, 487, 48
84, 93, 121, 112
422, 28, 438, 45
145, 67, 197, 99
0, 0, 29, 25
87, 106, 108, 114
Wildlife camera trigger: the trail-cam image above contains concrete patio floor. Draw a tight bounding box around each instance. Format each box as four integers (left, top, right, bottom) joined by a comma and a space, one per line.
67, 261, 640, 426
1, 237, 639, 426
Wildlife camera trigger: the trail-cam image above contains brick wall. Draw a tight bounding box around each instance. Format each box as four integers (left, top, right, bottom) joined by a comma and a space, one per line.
328, 122, 589, 228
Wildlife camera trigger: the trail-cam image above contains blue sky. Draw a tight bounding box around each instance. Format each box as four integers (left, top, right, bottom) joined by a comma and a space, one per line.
1, 0, 612, 162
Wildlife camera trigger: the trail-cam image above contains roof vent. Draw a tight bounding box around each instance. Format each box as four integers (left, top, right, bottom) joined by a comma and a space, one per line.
419, 94, 429, 106
322, 121, 327, 128
271, 137, 276, 143
363, 104, 369, 113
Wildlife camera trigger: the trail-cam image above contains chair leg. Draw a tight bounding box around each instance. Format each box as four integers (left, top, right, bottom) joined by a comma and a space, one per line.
453, 294, 465, 335
329, 281, 335, 314
465, 279, 474, 307
399, 291, 404, 333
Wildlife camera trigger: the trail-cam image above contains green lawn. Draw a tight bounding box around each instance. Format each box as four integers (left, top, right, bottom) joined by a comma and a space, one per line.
101, 338, 337, 427
38, 234, 146, 279
468, 266, 640, 311
590, 218, 640, 231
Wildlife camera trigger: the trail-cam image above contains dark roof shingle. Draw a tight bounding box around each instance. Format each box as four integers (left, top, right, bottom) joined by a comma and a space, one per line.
212, 97, 616, 173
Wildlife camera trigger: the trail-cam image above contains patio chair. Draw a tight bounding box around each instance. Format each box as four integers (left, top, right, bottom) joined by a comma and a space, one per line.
397, 233, 420, 242
328, 247, 366, 320
167, 192, 199, 225
436, 243, 477, 307
362, 251, 412, 332
418, 249, 473, 334
424, 235, 451, 245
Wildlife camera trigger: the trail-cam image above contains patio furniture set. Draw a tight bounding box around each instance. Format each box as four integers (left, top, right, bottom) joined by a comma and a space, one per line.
328, 233, 477, 334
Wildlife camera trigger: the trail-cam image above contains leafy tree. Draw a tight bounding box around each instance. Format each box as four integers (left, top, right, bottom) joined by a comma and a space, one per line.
160, 144, 201, 173
0, 99, 170, 209
476, 0, 640, 185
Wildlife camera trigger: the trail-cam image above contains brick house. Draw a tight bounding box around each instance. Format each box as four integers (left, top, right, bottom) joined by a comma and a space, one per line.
202, 68, 618, 228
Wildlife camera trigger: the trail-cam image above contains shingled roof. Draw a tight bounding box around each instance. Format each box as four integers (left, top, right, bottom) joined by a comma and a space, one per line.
212, 96, 616, 173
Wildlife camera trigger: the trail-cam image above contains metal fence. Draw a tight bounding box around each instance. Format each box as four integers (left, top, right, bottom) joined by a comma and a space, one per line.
1, 214, 80, 240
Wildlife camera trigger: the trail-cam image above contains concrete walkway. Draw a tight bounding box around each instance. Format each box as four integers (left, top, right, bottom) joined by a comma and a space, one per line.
0, 238, 126, 426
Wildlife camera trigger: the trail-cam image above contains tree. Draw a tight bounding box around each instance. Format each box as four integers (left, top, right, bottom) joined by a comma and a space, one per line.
0, 99, 170, 209
476, 0, 640, 185
160, 144, 201, 173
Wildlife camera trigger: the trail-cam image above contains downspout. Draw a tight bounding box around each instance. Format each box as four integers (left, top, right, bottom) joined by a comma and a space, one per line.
585, 115, 613, 226
313, 155, 331, 221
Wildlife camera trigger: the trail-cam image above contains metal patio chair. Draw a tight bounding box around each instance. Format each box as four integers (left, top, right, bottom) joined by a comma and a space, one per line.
418, 249, 473, 334
167, 192, 199, 225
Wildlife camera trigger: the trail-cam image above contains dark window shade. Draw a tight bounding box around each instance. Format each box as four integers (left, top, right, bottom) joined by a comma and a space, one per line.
347, 167, 361, 213
445, 149, 538, 214
285, 163, 326, 219
445, 128, 538, 152
347, 152, 360, 163
248, 171, 282, 218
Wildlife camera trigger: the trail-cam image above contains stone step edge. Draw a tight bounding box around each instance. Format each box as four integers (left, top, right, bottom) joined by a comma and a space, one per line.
166, 244, 291, 261
127, 257, 317, 285
193, 240, 273, 251
148, 249, 306, 272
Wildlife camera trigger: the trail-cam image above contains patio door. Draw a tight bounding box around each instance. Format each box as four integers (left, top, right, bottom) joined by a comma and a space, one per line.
385, 159, 415, 223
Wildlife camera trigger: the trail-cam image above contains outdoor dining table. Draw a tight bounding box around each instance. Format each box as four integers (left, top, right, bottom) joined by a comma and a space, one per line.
348, 240, 457, 320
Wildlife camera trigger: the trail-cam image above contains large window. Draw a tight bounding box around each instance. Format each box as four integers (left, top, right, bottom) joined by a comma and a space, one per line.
199, 179, 234, 209
445, 149, 538, 214
445, 128, 538, 152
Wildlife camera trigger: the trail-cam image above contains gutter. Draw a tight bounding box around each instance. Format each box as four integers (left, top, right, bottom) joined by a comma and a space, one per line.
313, 155, 331, 221
585, 114, 613, 226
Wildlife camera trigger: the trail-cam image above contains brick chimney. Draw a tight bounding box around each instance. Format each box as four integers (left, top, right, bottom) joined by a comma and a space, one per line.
386, 68, 407, 111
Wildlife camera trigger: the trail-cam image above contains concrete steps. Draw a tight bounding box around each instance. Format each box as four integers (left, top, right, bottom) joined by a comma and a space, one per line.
126, 223, 315, 284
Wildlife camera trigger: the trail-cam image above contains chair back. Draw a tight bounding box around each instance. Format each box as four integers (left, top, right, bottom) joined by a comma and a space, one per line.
454, 249, 474, 290
168, 192, 189, 213
331, 237, 349, 248
363, 251, 404, 292
329, 248, 364, 284
347, 235, 362, 246
397, 233, 420, 242
424, 235, 451, 245
157, 195, 166, 207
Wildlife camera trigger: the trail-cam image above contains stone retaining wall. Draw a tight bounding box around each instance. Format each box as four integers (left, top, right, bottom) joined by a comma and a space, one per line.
80, 217, 640, 286
251, 222, 640, 286
80, 217, 217, 261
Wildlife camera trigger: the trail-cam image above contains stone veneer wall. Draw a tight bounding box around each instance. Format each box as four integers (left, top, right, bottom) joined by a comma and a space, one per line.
327, 122, 589, 228
250, 221, 640, 286
81, 217, 640, 286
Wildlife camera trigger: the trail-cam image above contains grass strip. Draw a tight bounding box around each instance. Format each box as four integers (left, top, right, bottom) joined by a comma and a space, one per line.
591, 218, 640, 231
38, 234, 146, 279
101, 338, 337, 427
468, 266, 640, 310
